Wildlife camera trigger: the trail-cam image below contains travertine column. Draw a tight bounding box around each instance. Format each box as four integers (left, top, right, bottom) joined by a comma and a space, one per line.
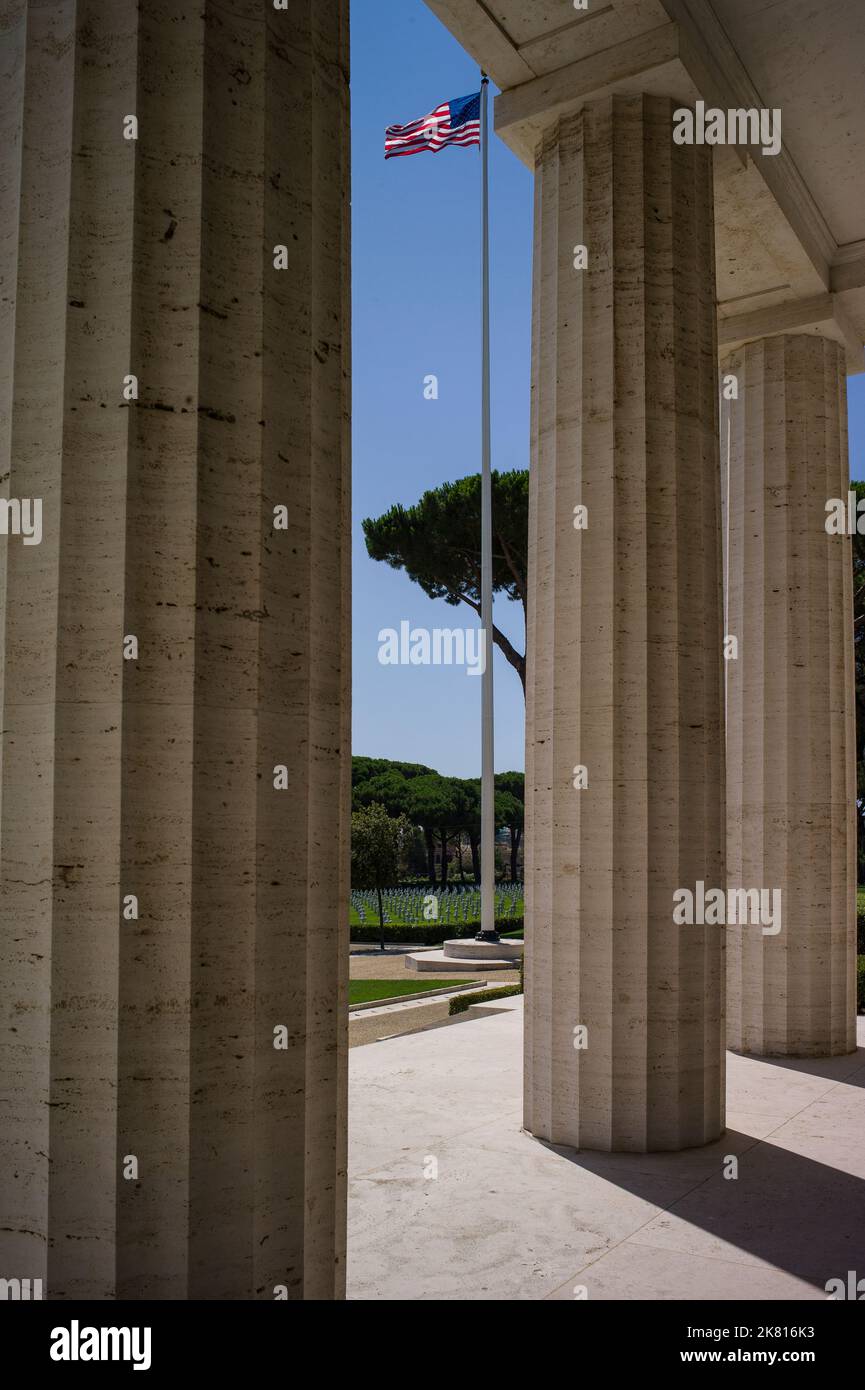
723, 336, 856, 1058
0, 0, 350, 1298
525, 95, 725, 1152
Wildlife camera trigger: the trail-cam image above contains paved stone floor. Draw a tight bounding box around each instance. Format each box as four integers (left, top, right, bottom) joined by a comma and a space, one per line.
347, 999, 865, 1300
348, 946, 519, 1048
349, 944, 519, 984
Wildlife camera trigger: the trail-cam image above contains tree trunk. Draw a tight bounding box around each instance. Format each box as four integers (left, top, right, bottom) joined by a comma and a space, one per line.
469, 833, 480, 883
425, 826, 436, 885
439, 829, 448, 886
461, 594, 526, 699
510, 827, 522, 882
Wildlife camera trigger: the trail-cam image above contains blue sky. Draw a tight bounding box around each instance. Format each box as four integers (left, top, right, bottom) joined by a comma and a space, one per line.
350, 0, 865, 779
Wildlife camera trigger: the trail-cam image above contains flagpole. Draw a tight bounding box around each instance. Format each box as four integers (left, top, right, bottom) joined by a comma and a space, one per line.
478, 73, 497, 944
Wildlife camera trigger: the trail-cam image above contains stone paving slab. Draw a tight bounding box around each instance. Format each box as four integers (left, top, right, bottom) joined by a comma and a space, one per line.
348, 948, 519, 1047
349, 946, 519, 985
347, 1001, 865, 1301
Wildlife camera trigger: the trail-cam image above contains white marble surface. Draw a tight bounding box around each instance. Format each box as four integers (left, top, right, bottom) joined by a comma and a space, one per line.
348, 1000, 865, 1300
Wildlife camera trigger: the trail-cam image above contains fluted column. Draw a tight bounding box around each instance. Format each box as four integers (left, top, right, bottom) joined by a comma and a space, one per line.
723, 335, 856, 1058
0, 0, 350, 1298
525, 95, 725, 1153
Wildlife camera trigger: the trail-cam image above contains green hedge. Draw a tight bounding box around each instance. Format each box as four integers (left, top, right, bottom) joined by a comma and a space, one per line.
449, 983, 523, 1015
350, 916, 523, 946
858, 955, 865, 1012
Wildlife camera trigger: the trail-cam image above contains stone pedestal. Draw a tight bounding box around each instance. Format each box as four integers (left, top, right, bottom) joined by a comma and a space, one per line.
524, 95, 725, 1152
0, 0, 350, 1298
722, 335, 856, 1058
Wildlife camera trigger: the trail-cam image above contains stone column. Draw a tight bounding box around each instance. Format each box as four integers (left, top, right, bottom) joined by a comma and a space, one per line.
525, 95, 725, 1153
722, 335, 856, 1058
0, 0, 350, 1299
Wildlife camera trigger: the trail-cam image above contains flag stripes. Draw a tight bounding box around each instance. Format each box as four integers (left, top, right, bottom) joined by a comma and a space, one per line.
385, 92, 481, 159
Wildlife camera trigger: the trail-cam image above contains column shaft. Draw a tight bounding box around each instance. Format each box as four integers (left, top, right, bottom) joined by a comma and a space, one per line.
723, 335, 856, 1058
0, 0, 350, 1299
525, 95, 725, 1153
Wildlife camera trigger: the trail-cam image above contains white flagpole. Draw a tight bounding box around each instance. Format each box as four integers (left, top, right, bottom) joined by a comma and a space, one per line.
478, 73, 497, 942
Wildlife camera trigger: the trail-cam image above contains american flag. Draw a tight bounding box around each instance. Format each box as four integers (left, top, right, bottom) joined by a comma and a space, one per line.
384, 92, 481, 159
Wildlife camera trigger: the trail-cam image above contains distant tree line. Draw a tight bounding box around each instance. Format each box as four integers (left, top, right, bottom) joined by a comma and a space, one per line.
352, 756, 524, 886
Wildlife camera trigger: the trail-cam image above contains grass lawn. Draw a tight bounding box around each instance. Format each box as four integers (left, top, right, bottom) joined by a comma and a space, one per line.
349, 978, 471, 1006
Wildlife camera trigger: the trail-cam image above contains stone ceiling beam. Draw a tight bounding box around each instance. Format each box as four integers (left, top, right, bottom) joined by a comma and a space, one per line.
494, 23, 681, 149
718, 293, 864, 374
